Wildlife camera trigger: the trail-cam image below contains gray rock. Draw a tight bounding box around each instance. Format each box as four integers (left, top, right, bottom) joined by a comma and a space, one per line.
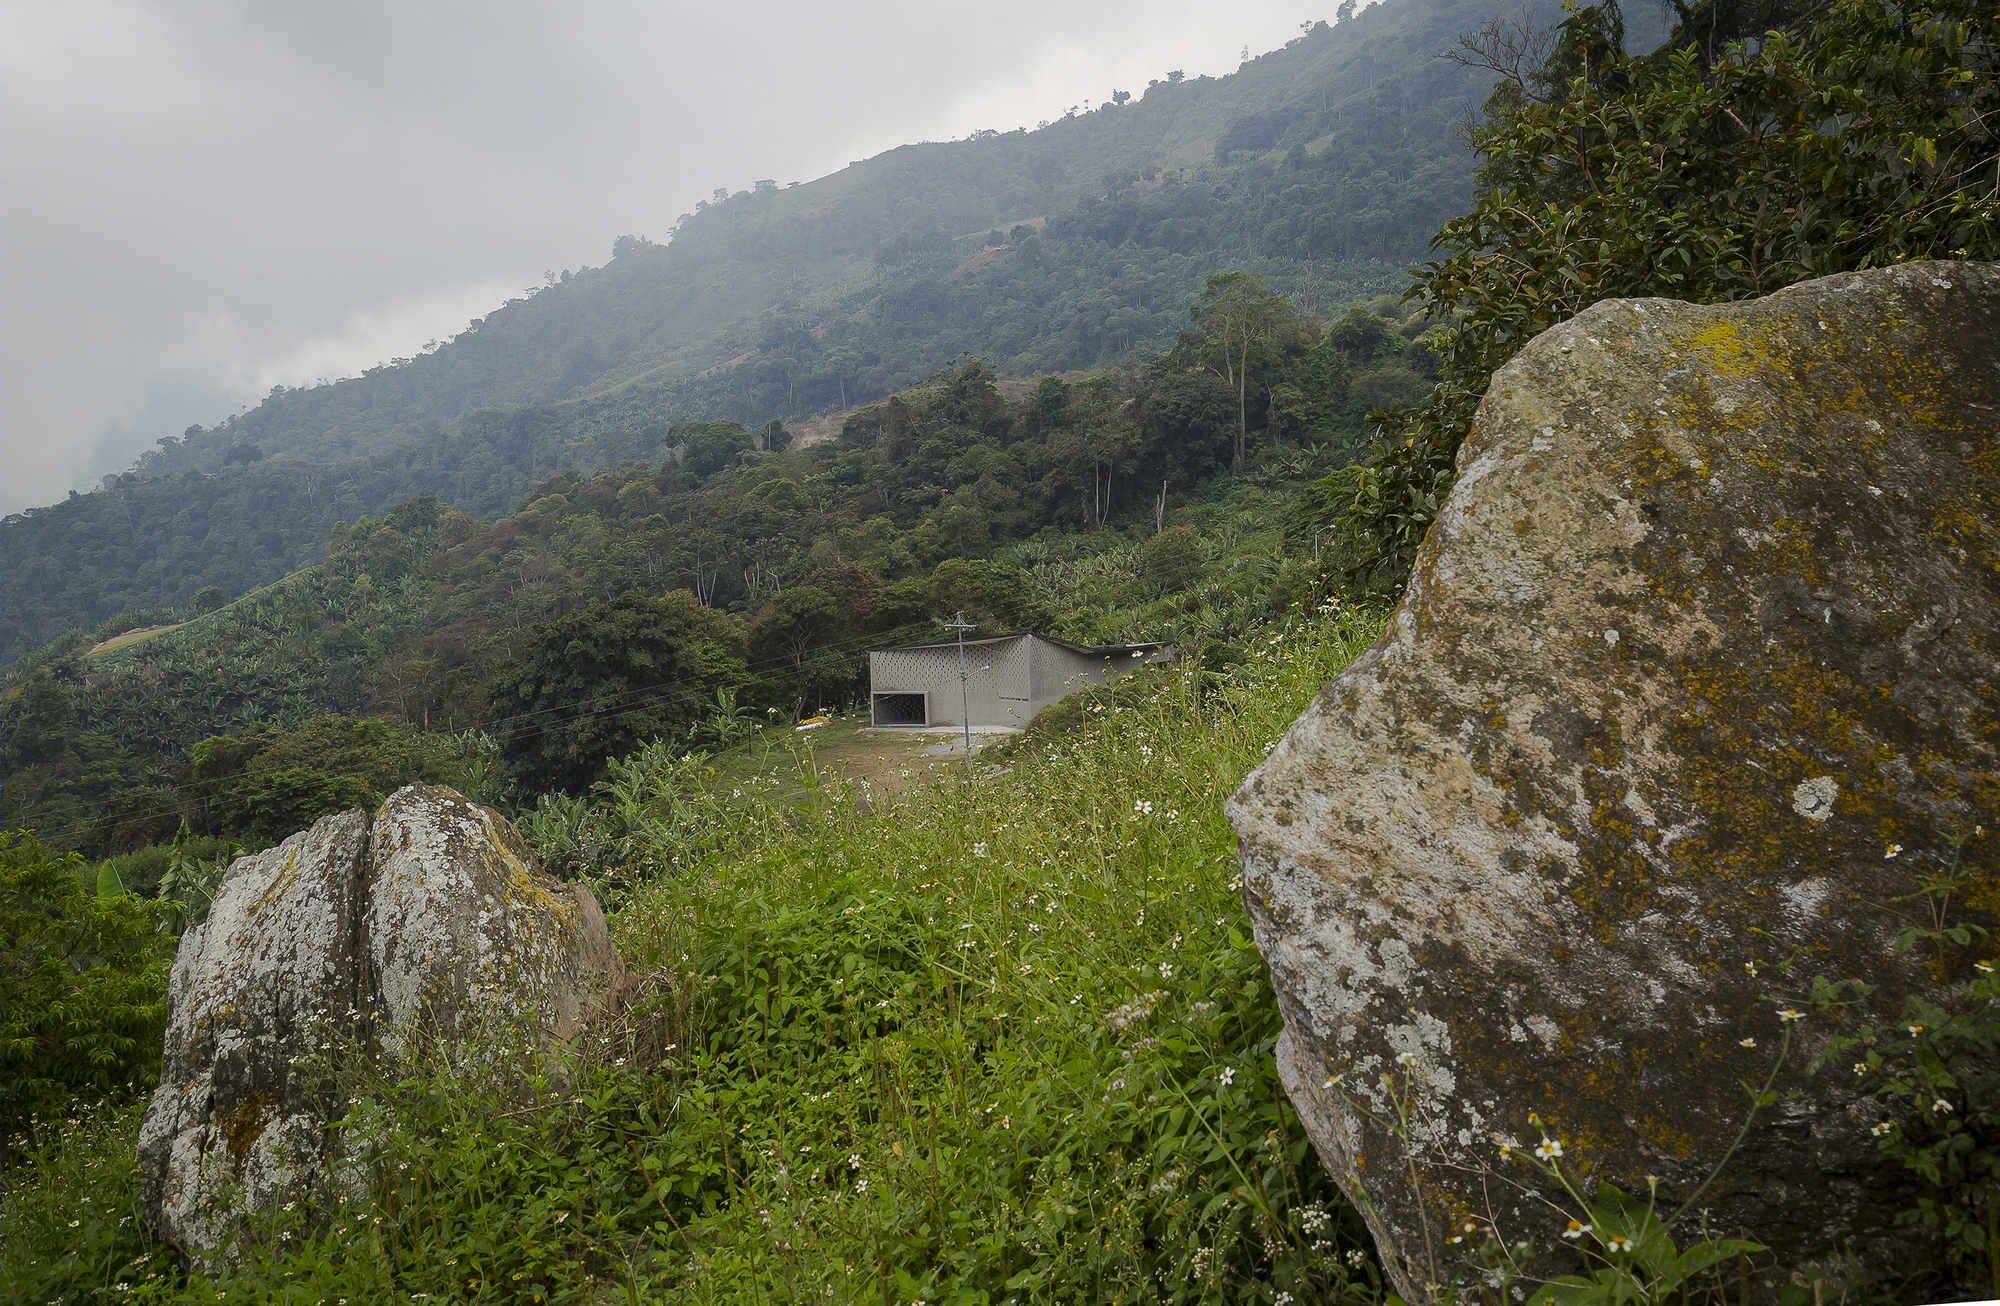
138, 784, 624, 1257
135, 808, 371, 1256
367, 784, 624, 1058
1228, 262, 2000, 1299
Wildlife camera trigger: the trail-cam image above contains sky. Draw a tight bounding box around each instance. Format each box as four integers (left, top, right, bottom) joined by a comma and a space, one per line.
3, 0, 1347, 514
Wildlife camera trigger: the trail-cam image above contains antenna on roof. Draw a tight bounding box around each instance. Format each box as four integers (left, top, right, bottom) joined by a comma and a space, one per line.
941, 612, 978, 769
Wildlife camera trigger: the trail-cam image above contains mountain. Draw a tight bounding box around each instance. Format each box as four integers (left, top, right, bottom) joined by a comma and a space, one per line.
0, 0, 1667, 665
1, 285, 1458, 855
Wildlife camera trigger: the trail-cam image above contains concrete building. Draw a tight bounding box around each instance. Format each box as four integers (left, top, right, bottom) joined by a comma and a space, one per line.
868, 632, 1173, 730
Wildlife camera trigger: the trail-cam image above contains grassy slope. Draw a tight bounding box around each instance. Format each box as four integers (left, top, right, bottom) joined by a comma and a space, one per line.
2, 604, 1389, 1305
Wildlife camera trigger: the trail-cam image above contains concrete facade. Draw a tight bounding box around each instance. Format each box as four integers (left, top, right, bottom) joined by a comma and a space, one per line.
868, 633, 1172, 730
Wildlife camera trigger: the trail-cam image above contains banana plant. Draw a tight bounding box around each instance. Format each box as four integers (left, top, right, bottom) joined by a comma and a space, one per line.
155, 820, 242, 936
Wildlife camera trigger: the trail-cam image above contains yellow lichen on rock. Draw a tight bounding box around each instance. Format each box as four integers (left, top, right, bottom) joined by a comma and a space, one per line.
1229, 263, 2000, 1300
140, 784, 624, 1260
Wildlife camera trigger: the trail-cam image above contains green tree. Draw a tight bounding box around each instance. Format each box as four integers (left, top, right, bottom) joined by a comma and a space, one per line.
1332, 0, 2000, 588
925, 559, 1045, 633
750, 587, 847, 715
1187, 273, 1294, 469
189, 585, 225, 614
1143, 525, 1204, 593
485, 591, 740, 794
674, 420, 755, 479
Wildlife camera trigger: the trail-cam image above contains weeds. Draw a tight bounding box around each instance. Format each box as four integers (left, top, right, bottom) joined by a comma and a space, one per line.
1812, 828, 2000, 1296
2, 603, 1392, 1304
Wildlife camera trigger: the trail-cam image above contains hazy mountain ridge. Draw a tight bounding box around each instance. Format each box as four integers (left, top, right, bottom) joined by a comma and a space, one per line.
118, 0, 1555, 485
3, 0, 1663, 664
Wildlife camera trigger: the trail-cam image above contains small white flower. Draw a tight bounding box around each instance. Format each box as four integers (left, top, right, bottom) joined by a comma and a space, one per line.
855, 1179, 869, 1194
1739, 1037, 1756, 1048
1885, 844, 1903, 859
1218, 1067, 1235, 1086
1562, 1219, 1589, 1240
1159, 963, 1174, 978
1396, 1052, 1417, 1067
1134, 800, 1153, 816
1777, 1008, 1804, 1022
1933, 1098, 1955, 1114
849, 1154, 862, 1170
1872, 1121, 1894, 1136
1534, 1140, 1564, 1160
1977, 961, 1995, 974
1606, 1234, 1635, 1253
1855, 1061, 1870, 1075
972, 842, 987, 857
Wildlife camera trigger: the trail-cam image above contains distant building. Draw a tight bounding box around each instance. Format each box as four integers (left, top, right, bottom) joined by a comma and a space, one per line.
753, 179, 777, 193
868, 632, 1172, 730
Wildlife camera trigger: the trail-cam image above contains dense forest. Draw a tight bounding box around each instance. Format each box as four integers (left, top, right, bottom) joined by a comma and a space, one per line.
2, 280, 1436, 860
0, 0, 1674, 663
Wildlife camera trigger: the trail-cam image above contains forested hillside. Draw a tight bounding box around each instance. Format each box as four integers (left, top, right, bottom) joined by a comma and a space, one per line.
2, 281, 1435, 858
0, 0, 1673, 665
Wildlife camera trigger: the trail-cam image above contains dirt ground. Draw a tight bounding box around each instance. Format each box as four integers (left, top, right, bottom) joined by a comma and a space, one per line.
705, 717, 1016, 807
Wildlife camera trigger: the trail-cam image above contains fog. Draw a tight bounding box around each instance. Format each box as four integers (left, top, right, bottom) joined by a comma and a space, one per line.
4, 0, 1336, 512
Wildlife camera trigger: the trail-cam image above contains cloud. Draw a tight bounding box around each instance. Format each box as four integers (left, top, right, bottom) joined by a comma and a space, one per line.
3, 0, 1320, 511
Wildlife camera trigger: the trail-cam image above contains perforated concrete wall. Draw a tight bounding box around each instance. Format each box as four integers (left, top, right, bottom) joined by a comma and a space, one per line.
869, 635, 1167, 730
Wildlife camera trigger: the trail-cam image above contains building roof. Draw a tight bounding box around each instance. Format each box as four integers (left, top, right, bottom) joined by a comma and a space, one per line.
868, 631, 1169, 656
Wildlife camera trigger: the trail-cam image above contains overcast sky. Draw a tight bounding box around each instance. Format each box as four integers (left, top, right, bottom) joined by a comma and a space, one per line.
4, 0, 1351, 513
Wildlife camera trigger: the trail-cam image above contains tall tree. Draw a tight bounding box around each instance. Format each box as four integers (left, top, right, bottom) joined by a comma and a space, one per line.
1187, 273, 1293, 469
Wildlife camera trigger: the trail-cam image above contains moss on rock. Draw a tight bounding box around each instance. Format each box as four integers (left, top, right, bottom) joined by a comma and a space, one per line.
1228, 262, 2000, 1299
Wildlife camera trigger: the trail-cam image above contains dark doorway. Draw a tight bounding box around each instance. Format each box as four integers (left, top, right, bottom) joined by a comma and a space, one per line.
871, 693, 927, 726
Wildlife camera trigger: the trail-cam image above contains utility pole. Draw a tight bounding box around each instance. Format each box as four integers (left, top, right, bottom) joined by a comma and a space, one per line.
941, 612, 977, 769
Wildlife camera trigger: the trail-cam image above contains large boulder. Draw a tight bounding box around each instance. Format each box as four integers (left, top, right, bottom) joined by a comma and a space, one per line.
138, 784, 625, 1256
1228, 262, 1999, 1297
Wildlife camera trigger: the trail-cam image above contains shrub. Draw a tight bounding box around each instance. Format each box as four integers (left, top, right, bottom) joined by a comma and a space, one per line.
0, 830, 175, 1135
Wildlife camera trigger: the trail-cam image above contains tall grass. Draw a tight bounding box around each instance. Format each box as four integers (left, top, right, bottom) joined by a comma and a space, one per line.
1, 602, 1388, 1305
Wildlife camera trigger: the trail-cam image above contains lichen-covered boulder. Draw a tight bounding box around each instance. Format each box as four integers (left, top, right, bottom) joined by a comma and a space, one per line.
367, 784, 625, 1058
135, 809, 371, 1256
1227, 262, 1999, 1298
138, 785, 624, 1256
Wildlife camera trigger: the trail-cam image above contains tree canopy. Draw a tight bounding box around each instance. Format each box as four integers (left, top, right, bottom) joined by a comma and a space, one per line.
1329, 0, 2000, 586
483, 591, 748, 794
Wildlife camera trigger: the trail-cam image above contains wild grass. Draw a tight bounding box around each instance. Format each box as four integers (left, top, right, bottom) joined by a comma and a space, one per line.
1, 601, 1388, 1304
